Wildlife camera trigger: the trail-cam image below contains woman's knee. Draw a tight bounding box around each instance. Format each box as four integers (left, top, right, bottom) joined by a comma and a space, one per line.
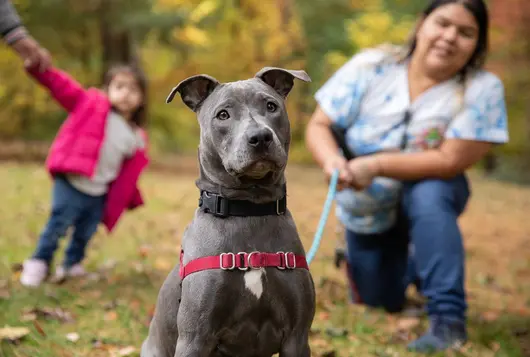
403, 175, 470, 219
345, 230, 407, 312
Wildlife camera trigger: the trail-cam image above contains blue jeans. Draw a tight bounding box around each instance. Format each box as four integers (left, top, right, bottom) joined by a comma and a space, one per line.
345, 175, 470, 321
32, 176, 106, 268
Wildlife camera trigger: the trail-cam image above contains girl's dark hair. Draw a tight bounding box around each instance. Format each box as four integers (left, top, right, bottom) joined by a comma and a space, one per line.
103, 64, 148, 127
406, 0, 490, 74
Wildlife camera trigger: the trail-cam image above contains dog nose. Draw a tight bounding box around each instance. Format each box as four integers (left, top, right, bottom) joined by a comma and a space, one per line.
247, 127, 273, 149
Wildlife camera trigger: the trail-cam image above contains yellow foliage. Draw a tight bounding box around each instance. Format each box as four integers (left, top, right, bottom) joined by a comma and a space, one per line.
154, 0, 188, 11
346, 0, 414, 50
184, 0, 306, 82
189, 0, 219, 23
324, 51, 350, 72
0, 48, 50, 112
174, 25, 210, 47
140, 33, 176, 80
11, 0, 29, 11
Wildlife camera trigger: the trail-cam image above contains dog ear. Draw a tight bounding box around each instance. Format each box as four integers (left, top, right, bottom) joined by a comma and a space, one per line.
166, 74, 220, 112
255, 67, 311, 98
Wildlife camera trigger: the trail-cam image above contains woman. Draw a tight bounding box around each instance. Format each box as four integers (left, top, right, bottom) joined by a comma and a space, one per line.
305, 0, 508, 353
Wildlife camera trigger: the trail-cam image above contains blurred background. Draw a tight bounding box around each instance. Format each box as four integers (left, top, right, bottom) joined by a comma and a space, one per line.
1, 0, 529, 183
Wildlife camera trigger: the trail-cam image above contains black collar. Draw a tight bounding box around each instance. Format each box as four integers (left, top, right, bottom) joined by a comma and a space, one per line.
198, 189, 287, 218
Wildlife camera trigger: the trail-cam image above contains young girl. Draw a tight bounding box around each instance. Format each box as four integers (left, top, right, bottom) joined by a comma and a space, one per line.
20, 62, 150, 288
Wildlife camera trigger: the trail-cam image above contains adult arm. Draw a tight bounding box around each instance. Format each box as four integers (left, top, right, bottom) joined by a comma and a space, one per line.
1, 0, 51, 71
306, 49, 383, 188
305, 106, 344, 170
371, 139, 493, 180
0, 0, 22, 38
346, 73, 509, 188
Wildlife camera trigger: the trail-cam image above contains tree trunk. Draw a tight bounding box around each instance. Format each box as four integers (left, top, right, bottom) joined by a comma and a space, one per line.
98, 0, 138, 83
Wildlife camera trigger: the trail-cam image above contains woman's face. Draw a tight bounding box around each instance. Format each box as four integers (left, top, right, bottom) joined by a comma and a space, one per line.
414, 3, 479, 77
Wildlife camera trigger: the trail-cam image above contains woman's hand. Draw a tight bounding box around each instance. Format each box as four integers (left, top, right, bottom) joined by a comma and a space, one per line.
10, 35, 51, 72
323, 155, 354, 191
345, 156, 381, 190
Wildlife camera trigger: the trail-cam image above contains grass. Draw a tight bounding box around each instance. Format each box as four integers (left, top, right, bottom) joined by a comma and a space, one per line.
1, 159, 529, 357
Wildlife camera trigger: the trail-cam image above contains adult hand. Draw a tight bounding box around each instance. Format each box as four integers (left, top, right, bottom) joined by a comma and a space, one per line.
323, 154, 353, 191
10, 36, 51, 72
345, 155, 381, 191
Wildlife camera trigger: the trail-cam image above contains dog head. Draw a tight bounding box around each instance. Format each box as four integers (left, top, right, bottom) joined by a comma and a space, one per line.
167, 67, 311, 188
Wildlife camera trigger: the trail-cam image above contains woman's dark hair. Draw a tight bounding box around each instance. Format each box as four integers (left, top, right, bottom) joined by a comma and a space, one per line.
406, 0, 490, 74
103, 64, 148, 127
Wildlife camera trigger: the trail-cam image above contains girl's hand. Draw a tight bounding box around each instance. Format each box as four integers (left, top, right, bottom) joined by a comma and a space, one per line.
346, 156, 381, 190
11, 35, 51, 73
323, 155, 354, 191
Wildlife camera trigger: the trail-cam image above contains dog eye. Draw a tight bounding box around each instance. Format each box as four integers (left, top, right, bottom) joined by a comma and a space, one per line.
266, 102, 277, 112
217, 110, 230, 120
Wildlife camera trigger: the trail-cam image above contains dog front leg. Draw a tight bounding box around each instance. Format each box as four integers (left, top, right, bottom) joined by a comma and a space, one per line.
279, 334, 311, 357
173, 333, 212, 357
142, 264, 182, 357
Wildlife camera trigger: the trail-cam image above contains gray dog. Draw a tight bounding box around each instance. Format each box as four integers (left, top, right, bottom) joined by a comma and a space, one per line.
141, 67, 316, 357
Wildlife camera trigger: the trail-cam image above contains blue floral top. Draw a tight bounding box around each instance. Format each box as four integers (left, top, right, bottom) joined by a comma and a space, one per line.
314, 48, 509, 234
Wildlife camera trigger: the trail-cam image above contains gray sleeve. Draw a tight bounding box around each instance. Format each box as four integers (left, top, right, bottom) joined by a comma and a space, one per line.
0, 0, 23, 37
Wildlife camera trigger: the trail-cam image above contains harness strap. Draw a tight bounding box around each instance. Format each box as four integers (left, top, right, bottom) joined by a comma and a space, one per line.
179, 250, 308, 280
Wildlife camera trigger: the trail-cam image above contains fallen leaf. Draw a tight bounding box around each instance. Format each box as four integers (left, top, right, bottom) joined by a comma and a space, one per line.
20, 311, 37, 322
311, 336, 330, 348
154, 258, 172, 271
98, 259, 117, 273
348, 334, 359, 342
129, 299, 141, 312
21, 307, 75, 324
0, 326, 30, 342
104, 311, 118, 321
66, 332, 80, 343
33, 320, 46, 337
116, 346, 136, 356
518, 307, 530, 317
138, 245, 151, 258
133, 262, 145, 273
490, 341, 501, 352
88, 290, 103, 299
317, 311, 330, 321
480, 310, 500, 322
396, 317, 421, 332
86, 272, 102, 282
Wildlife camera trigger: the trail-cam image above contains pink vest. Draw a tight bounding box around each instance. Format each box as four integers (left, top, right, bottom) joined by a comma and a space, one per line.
28, 67, 149, 232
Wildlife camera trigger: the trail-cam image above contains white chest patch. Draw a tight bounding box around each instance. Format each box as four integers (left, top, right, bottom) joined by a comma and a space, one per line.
244, 269, 265, 299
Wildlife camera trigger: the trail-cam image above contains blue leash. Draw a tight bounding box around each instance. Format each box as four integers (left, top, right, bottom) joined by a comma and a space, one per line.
305, 169, 340, 265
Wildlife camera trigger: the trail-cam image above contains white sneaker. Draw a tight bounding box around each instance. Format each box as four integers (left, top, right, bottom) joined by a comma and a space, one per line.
66, 263, 87, 277
51, 264, 87, 284
20, 259, 49, 288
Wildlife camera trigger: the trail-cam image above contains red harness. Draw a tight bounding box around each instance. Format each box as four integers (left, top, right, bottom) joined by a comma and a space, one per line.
179, 250, 309, 280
